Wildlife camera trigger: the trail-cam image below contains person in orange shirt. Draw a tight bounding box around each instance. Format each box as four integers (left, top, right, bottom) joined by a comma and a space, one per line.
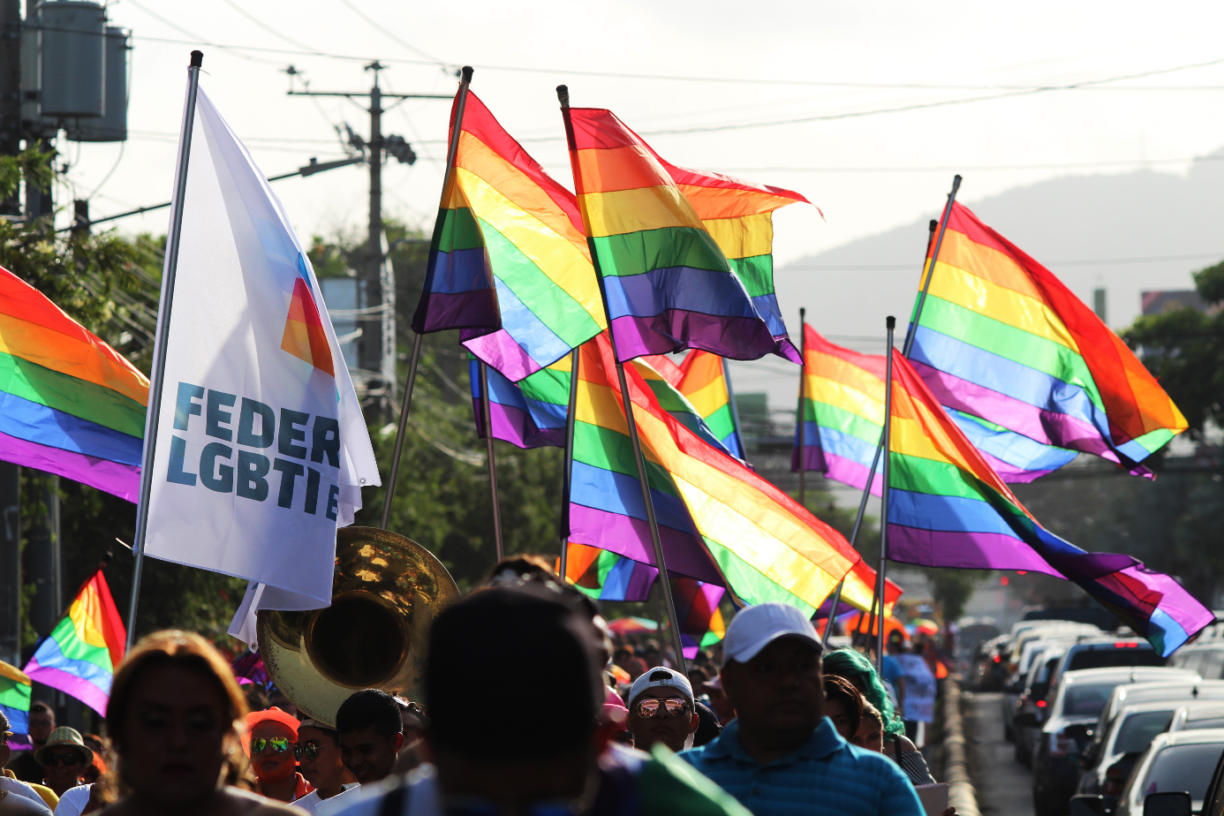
245, 708, 311, 803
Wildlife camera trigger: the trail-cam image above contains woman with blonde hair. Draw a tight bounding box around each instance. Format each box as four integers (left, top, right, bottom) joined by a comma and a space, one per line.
102, 630, 300, 816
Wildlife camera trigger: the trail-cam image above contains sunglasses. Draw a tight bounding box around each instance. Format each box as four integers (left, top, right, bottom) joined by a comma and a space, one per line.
250, 737, 291, 755
42, 752, 82, 767
634, 698, 690, 719
294, 741, 320, 761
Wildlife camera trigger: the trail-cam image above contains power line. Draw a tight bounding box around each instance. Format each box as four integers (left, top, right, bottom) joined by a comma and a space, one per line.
712, 155, 1224, 174
335, 0, 449, 66
218, 0, 323, 55
791, 253, 1224, 271
123, 0, 286, 66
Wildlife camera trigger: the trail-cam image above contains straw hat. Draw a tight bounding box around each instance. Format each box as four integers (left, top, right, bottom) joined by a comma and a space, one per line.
34, 727, 93, 767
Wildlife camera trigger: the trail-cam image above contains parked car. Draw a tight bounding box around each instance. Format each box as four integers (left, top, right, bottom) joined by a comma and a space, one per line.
1169, 644, 1224, 680
1016, 643, 1072, 764
1005, 635, 1078, 741
1028, 667, 1199, 814
1046, 637, 1168, 694
1110, 729, 1224, 816
1076, 701, 1179, 810
1090, 679, 1224, 756
1167, 702, 1224, 734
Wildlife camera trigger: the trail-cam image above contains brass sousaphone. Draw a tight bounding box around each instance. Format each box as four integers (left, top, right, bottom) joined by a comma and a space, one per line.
257, 527, 460, 727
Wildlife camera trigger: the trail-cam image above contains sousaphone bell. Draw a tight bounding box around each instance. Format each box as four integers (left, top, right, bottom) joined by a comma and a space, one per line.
257, 527, 460, 727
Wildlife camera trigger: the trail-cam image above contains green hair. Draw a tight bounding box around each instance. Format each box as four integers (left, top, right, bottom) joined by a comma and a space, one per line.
822, 647, 905, 737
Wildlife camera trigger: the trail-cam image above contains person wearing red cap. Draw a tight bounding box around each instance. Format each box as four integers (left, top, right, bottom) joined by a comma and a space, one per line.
246, 707, 311, 803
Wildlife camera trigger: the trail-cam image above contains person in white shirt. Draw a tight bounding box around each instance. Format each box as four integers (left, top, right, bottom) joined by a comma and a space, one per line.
0, 714, 50, 814
313, 691, 404, 816
290, 720, 357, 814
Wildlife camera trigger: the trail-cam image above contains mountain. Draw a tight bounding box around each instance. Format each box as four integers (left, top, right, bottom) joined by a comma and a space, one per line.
775, 149, 1224, 348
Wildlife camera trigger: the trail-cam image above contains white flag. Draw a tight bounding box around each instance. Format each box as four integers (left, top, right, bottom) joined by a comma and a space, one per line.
144, 84, 379, 614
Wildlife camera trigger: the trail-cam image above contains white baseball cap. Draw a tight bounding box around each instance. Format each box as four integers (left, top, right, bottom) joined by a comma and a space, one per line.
723, 603, 822, 664
628, 666, 694, 708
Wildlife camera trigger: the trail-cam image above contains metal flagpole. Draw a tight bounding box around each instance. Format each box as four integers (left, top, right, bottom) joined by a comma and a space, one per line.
478, 361, 504, 560
796, 307, 807, 506
902, 175, 962, 357
825, 217, 942, 649
126, 51, 205, 653
380, 66, 474, 531
558, 84, 689, 673
875, 316, 897, 673
721, 356, 746, 463
558, 345, 581, 580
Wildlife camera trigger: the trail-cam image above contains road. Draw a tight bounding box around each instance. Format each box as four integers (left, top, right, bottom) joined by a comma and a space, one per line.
963, 691, 1034, 816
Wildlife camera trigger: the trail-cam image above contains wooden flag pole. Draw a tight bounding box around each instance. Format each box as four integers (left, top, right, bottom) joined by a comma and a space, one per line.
558, 345, 581, 581
558, 84, 689, 672
796, 307, 807, 506
902, 175, 962, 357
478, 361, 504, 560
126, 51, 204, 653
874, 316, 897, 672
380, 65, 474, 531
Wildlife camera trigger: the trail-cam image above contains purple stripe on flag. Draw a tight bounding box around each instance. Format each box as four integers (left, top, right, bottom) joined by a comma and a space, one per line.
480, 401, 563, 450
463, 329, 544, 383
412, 291, 499, 335
0, 430, 140, 501
886, 524, 1064, 576
23, 659, 109, 716
824, 452, 884, 497
791, 442, 828, 474
773, 336, 802, 365
978, 448, 1059, 484
1116, 565, 1216, 640
568, 504, 723, 584
608, 311, 780, 362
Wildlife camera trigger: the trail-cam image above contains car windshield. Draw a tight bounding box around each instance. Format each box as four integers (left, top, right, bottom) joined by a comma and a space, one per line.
1068, 649, 1165, 672
1115, 711, 1174, 754
1066, 683, 1124, 717
1143, 743, 1224, 806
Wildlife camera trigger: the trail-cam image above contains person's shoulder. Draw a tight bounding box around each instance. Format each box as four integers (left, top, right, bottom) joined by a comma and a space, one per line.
0, 791, 53, 814
638, 747, 753, 816
839, 743, 908, 776
215, 787, 310, 815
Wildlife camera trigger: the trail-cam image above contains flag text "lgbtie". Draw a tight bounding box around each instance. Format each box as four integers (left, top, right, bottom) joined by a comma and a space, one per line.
165, 381, 342, 520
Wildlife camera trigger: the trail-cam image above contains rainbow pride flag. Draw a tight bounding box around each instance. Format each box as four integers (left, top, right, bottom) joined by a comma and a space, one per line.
24, 568, 126, 715
675, 351, 746, 460
416, 91, 605, 382
469, 353, 570, 449
657, 161, 809, 363
571, 332, 874, 616
673, 578, 726, 658
909, 202, 1186, 479
0, 661, 30, 736
792, 324, 886, 495
563, 541, 657, 601
885, 350, 1211, 655
564, 109, 779, 363
0, 266, 148, 501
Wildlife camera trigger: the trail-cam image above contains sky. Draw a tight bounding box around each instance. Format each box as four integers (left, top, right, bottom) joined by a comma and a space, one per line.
54, 0, 1224, 269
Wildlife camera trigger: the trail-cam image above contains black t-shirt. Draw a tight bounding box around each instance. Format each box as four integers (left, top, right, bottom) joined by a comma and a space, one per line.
4, 753, 42, 785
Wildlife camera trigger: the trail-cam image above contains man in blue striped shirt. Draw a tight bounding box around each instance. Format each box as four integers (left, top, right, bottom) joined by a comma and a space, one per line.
680, 604, 923, 816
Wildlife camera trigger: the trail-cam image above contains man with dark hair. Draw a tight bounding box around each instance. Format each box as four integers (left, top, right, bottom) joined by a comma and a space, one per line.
626, 668, 700, 753
4, 703, 53, 784
292, 720, 357, 814
314, 689, 404, 816
331, 583, 752, 816
680, 604, 922, 816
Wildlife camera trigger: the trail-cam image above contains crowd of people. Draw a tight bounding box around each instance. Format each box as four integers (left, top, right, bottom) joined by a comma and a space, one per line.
0, 556, 954, 816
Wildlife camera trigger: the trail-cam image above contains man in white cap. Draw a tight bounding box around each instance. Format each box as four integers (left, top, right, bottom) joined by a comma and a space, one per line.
626, 668, 699, 753
679, 603, 922, 816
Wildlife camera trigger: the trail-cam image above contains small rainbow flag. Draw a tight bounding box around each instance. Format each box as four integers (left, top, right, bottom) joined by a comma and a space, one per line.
885, 349, 1211, 656
0, 661, 31, 736
562, 541, 657, 601
469, 353, 571, 449
24, 568, 126, 715
674, 351, 746, 460
0, 265, 148, 501
280, 257, 335, 377
418, 91, 605, 381
570, 332, 872, 615
673, 578, 726, 659
909, 202, 1187, 479
564, 109, 780, 363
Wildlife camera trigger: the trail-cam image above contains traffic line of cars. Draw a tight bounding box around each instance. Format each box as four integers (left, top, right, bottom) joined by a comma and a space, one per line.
988, 616, 1224, 815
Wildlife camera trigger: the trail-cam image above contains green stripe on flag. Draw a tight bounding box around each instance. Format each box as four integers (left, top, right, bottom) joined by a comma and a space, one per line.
520, 366, 572, 408
574, 422, 682, 499
889, 452, 993, 503
703, 537, 816, 617
436, 206, 484, 252
918, 296, 1106, 412
728, 255, 774, 298
590, 227, 729, 278
806, 401, 883, 444
0, 351, 146, 438
50, 617, 113, 673
702, 403, 737, 441
0, 678, 30, 710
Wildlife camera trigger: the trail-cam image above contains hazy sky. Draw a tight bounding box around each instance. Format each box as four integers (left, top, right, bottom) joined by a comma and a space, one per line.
57, 0, 1224, 266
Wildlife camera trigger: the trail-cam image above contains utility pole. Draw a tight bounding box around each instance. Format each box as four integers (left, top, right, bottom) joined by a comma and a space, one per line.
288, 63, 445, 416
0, 0, 19, 666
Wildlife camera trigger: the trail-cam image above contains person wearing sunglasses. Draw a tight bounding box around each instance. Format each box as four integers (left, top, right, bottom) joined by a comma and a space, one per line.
626, 668, 700, 753
245, 707, 311, 803
33, 727, 89, 798
290, 721, 357, 814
